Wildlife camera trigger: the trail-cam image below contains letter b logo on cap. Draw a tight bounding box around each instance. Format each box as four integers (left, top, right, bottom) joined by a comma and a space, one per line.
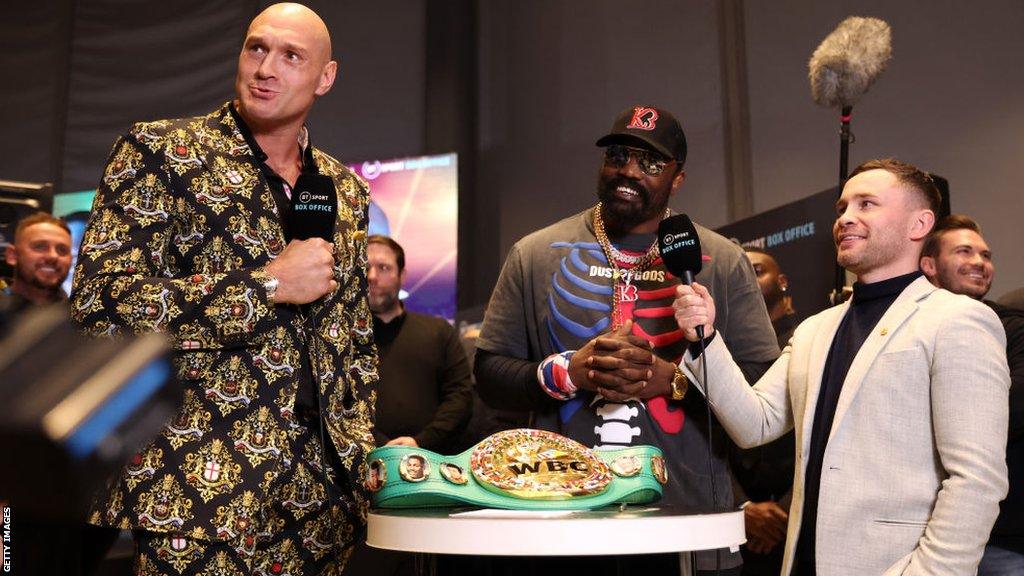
627, 107, 659, 131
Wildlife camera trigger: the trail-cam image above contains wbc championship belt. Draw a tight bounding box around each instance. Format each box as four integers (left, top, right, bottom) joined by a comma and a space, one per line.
366, 429, 666, 510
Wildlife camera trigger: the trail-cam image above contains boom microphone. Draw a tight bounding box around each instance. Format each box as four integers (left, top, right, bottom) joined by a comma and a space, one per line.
809, 16, 892, 108
285, 173, 337, 242
810, 16, 892, 304
658, 214, 704, 338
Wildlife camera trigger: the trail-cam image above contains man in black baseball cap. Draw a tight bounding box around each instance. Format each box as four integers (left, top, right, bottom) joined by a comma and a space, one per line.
591, 105, 689, 238
475, 104, 778, 575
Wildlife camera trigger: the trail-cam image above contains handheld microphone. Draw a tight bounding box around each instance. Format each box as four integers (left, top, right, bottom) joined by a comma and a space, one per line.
285, 174, 337, 242
809, 16, 892, 109
658, 214, 704, 338
659, 214, 720, 516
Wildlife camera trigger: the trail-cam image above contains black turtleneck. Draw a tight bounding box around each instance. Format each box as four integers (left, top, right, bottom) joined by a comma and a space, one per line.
794, 270, 922, 574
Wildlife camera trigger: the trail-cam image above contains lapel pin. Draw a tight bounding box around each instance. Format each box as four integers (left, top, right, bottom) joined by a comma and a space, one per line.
880, 328, 888, 336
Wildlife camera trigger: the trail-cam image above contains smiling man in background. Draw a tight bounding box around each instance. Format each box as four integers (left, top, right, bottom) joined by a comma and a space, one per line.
1, 212, 72, 316
920, 215, 1024, 575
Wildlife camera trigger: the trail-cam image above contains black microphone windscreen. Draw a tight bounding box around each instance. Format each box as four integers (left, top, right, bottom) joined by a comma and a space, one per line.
658, 214, 702, 282
808, 16, 892, 108
286, 174, 337, 243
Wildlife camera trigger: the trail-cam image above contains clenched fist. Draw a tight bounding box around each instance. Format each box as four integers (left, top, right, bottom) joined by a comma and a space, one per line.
265, 238, 337, 305
673, 282, 717, 342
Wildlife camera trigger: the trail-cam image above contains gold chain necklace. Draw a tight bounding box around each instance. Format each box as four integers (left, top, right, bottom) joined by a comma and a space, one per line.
593, 203, 669, 328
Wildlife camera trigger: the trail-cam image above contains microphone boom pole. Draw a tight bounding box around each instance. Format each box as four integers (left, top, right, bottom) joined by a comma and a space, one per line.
808, 16, 892, 303
835, 104, 853, 302
839, 105, 853, 186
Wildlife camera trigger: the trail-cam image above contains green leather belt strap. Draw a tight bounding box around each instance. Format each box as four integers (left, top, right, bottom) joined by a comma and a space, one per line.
366, 429, 665, 510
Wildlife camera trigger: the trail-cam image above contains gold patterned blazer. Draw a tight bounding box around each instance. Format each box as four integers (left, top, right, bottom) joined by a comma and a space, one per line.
71, 103, 378, 548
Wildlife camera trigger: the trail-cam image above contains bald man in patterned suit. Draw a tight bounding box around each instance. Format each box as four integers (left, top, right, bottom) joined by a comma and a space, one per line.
72, 4, 377, 574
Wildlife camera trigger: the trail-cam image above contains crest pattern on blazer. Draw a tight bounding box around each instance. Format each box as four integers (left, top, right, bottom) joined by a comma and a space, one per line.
71, 103, 378, 551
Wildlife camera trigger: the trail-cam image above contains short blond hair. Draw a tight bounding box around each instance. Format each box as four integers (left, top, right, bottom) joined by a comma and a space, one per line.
14, 212, 70, 243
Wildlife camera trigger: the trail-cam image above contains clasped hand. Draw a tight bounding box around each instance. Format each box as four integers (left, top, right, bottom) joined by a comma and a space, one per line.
744, 500, 788, 554
568, 320, 675, 402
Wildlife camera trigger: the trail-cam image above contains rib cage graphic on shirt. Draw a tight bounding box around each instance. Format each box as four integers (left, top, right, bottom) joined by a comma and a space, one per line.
546, 240, 686, 437
547, 241, 612, 352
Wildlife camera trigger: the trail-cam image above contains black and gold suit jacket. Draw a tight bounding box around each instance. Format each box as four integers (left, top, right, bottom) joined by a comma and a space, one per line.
71, 103, 378, 550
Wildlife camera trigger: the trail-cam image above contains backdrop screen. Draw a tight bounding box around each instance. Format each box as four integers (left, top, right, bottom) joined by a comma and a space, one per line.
350, 153, 458, 322
716, 187, 838, 323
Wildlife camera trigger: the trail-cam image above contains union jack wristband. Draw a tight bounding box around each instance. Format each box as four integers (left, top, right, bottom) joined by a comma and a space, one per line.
537, 351, 577, 400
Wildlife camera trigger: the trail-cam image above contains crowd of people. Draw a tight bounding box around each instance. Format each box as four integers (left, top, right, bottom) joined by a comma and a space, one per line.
1, 3, 1021, 576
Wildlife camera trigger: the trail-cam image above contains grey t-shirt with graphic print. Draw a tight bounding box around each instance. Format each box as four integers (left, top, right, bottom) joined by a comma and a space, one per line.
477, 207, 779, 570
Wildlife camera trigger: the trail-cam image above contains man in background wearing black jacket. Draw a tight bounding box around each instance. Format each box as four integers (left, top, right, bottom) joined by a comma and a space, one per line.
364, 235, 472, 452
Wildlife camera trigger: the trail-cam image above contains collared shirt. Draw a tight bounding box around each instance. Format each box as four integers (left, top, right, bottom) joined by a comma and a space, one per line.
228, 102, 317, 208
228, 102, 322, 415
0, 287, 67, 336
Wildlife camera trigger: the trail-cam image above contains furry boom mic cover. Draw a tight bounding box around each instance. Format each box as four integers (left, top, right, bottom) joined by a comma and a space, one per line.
809, 16, 893, 108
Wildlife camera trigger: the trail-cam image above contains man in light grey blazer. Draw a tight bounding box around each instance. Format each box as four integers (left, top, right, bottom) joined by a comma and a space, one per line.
669, 159, 1009, 575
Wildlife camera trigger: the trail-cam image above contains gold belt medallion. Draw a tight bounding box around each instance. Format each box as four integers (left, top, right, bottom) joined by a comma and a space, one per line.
469, 429, 612, 500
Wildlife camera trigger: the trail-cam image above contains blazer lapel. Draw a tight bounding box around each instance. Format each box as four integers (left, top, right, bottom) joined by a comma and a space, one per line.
799, 302, 848, 474
212, 106, 288, 257
826, 277, 935, 443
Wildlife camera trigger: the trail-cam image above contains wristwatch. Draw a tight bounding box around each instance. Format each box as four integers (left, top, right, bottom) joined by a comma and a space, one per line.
669, 366, 688, 401
255, 268, 279, 305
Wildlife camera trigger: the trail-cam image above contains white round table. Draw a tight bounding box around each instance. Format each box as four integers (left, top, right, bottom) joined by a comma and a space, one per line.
367, 505, 744, 557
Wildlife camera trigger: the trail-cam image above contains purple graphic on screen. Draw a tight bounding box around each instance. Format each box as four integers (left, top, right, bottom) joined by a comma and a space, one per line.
349, 153, 458, 322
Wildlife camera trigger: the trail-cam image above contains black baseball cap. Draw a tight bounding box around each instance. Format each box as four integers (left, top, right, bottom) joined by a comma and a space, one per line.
595, 106, 688, 165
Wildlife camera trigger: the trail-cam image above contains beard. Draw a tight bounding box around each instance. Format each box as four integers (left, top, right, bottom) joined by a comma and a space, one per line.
596, 177, 664, 234
836, 234, 903, 278
368, 288, 400, 315
935, 263, 991, 299
762, 283, 785, 309
17, 262, 66, 291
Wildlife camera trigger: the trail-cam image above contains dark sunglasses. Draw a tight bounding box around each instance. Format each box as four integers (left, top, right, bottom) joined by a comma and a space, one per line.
603, 145, 672, 176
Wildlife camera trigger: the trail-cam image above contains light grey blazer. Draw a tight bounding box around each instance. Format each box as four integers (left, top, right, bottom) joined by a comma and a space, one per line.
684, 276, 1009, 575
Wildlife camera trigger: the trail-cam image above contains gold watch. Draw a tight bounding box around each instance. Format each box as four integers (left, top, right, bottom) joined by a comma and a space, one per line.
669, 367, 688, 401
